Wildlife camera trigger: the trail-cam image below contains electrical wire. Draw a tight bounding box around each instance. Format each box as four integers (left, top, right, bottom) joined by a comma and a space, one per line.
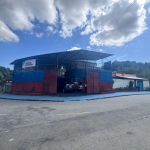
98, 0, 135, 46
101, 0, 136, 62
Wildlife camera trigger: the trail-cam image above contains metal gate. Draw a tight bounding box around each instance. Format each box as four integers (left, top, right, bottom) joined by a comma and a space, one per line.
87, 72, 99, 94
43, 71, 57, 94
137, 81, 143, 91
94, 72, 99, 93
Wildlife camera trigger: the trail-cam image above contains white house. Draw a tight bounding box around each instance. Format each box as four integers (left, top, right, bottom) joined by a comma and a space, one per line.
113, 72, 149, 91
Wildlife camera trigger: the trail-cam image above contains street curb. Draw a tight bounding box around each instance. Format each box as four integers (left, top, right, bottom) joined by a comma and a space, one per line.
0, 92, 150, 102
87, 93, 150, 101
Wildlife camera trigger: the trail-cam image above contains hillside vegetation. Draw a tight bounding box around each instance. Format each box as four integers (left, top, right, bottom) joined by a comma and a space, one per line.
112, 61, 150, 80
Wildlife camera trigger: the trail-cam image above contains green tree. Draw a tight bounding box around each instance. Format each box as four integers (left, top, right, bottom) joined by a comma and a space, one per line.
112, 61, 150, 80
0, 66, 12, 81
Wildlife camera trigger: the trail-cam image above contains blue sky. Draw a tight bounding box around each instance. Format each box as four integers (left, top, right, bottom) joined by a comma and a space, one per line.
0, 0, 150, 69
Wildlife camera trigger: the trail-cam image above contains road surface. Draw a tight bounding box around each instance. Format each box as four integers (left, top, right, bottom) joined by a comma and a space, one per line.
0, 95, 150, 150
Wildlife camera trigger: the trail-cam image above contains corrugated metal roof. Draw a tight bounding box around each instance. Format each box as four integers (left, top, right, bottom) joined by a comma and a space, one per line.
115, 75, 147, 81
10, 49, 113, 65
112, 72, 148, 80
116, 73, 136, 77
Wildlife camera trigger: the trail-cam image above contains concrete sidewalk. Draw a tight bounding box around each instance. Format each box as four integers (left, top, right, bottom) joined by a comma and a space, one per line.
0, 91, 150, 102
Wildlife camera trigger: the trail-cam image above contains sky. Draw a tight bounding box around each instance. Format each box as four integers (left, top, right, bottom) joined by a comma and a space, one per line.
0, 0, 150, 69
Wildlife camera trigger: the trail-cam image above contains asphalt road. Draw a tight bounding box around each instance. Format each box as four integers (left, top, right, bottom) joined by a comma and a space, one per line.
0, 95, 150, 150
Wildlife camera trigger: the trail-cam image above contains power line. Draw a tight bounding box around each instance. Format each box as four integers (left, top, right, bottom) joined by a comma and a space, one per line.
98, 0, 135, 46
99, 0, 136, 62
93, 0, 135, 63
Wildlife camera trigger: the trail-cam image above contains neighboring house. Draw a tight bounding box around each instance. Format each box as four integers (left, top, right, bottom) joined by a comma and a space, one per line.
112, 72, 149, 91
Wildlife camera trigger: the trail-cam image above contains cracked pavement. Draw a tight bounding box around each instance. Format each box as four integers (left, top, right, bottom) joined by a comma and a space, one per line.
0, 95, 150, 150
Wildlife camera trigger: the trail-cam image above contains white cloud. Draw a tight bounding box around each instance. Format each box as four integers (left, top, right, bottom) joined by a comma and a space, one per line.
53, 30, 58, 34
89, 0, 148, 46
59, 25, 73, 38
0, 0, 149, 46
67, 47, 81, 51
148, 7, 150, 13
57, 0, 89, 38
57, 0, 113, 38
81, 25, 93, 35
0, 20, 19, 42
87, 46, 91, 50
35, 32, 44, 38
30, 31, 44, 38
46, 26, 54, 32
0, 0, 57, 42
57, 0, 149, 47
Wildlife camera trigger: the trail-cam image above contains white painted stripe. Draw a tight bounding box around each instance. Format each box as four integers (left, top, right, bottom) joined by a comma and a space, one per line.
0, 114, 6, 116
57, 112, 90, 116
9, 139, 14, 142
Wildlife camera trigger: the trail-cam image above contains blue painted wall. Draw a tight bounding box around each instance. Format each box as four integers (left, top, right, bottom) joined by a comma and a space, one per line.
12, 71, 44, 82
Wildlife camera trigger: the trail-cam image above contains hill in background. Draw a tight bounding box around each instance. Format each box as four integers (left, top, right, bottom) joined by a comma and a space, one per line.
112, 61, 150, 80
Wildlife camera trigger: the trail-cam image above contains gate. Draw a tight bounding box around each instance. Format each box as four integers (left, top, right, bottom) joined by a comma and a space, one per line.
137, 81, 143, 91
87, 72, 94, 94
43, 71, 57, 94
94, 72, 99, 93
87, 72, 99, 94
